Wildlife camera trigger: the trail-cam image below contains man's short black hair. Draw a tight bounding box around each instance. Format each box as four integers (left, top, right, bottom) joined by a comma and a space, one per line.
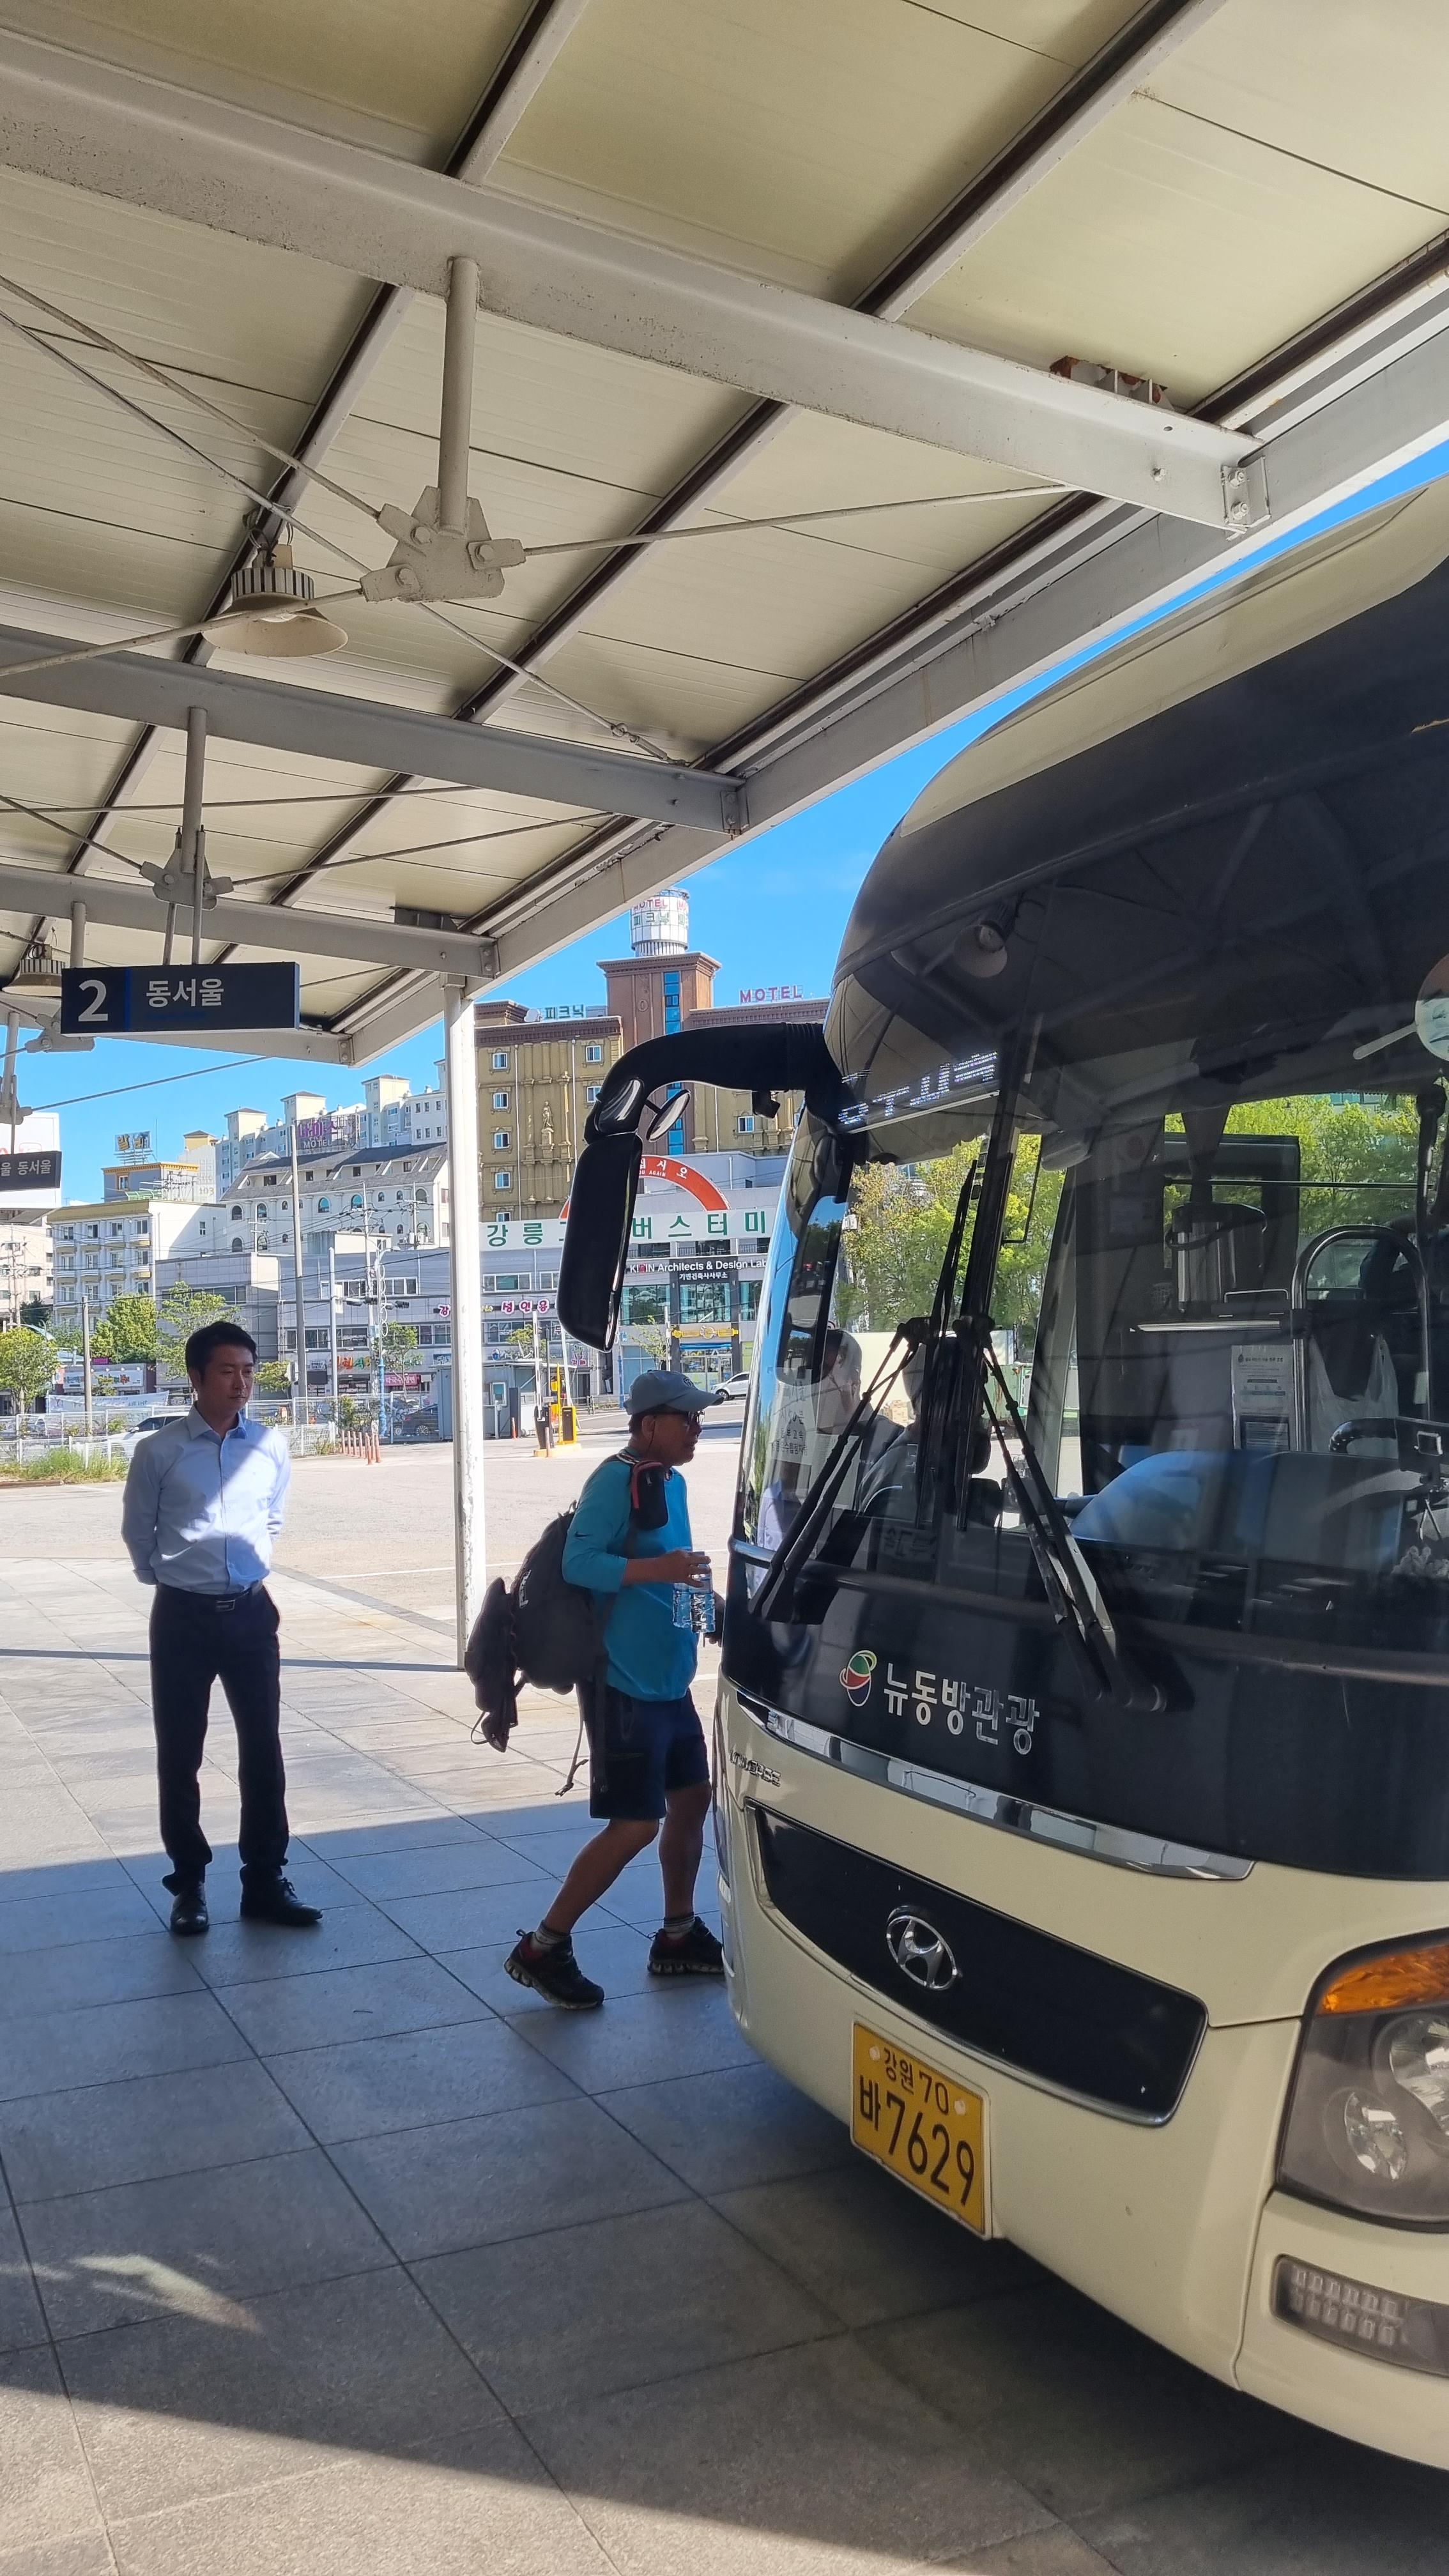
185, 1319, 257, 1377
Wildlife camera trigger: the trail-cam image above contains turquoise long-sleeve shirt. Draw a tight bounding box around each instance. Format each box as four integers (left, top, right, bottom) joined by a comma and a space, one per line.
562, 1452, 698, 1699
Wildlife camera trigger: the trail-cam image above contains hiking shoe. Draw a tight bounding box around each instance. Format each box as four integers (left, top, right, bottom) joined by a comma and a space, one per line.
648, 1916, 725, 1977
505, 1931, 604, 2010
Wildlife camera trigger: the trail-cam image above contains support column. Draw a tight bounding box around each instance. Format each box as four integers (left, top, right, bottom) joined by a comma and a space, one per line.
443, 975, 486, 1662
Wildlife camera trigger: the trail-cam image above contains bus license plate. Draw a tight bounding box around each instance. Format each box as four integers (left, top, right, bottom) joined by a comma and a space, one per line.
851, 2022, 988, 2235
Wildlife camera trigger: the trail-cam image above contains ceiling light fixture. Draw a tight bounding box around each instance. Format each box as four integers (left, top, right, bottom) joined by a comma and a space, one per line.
211, 539, 348, 657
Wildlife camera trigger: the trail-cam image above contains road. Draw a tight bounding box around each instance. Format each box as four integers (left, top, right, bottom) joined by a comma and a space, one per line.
0, 1419, 747, 1634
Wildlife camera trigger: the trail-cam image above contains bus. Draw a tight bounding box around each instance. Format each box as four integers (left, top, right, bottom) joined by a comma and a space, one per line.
558, 482, 1449, 2466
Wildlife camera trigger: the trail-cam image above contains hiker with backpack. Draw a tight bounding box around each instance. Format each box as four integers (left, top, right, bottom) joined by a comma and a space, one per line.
505, 1370, 726, 2009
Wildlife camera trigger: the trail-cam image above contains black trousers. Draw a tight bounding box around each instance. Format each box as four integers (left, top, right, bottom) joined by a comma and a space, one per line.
149, 1584, 289, 1885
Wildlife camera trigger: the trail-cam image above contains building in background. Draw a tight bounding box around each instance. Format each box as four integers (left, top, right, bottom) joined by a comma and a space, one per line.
152, 1248, 281, 1381
215, 1077, 447, 1197
0, 1106, 61, 1319
0, 1216, 50, 1323
474, 891, 824, 1215
271, 1151, 782, 1427
227, 1143, 449, 1259
48, 1199, 224, 1338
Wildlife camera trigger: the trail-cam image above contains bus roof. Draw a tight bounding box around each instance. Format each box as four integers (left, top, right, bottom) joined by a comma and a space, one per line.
837, 473, 1449, 988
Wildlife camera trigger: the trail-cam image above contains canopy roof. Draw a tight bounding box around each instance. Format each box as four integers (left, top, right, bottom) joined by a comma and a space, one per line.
1, 0, 1448, 1064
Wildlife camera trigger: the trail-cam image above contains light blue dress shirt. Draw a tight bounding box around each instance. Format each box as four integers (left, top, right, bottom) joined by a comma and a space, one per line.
121, 1407, 291, 1596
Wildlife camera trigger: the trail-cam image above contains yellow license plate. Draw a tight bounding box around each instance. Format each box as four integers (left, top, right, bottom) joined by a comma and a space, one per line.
851, 2021, 988, 2235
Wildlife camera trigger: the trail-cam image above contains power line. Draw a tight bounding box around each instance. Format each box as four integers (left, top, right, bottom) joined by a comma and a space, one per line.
27, 1055, 264, 1110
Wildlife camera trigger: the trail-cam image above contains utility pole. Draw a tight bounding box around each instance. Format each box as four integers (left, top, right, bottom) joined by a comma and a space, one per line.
288, 1120, 308, 1438
327, 1237, 340, 1414
81, 1289, 93, 1441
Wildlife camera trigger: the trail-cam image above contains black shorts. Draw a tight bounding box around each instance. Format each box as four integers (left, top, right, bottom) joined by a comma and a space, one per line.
589, 1686, 710, 1821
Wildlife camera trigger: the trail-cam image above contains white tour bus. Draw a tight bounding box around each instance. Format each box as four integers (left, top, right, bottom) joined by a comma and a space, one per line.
559, 480, 1449, 2467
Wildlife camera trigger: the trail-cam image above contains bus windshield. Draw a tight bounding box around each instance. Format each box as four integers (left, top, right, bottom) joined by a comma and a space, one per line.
743, 867, 1449, 1667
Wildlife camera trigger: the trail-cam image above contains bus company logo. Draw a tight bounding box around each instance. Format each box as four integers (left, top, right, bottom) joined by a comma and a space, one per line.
885, 1908, 960, 1993
839, 1651, 877, 1706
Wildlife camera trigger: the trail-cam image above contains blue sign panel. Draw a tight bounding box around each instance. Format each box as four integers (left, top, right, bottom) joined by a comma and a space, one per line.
60, 964, 301, 1034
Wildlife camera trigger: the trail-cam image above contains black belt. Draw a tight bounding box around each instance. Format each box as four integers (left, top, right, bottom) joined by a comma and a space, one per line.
160, 1581, 263, 1611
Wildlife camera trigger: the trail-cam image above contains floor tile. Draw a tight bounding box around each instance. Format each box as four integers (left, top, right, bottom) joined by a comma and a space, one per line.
964, 2533, 1121, 2575
1077, 2442, 1449, 2572
0, 2058, 310, 2204
106, 2418, 611, 2576
186, 1902, 419, 1991
606, 2058, 852, 2195
0, 1933, 203, 2025
63, 2265, 502, 2519
714, 2156, 1035, 2327
325, 1838, 549, 1901
522, 2335, 1052, 2575
438, 1923, 653, 2015
297, 1815, 486, 1860
0, 2536, 118, 2574
216, 1954, 489, 2055
332, 2095, 688, 2260
263, 2014, 575, 2143
0, 1992, 248, 2103
374, 1881, 565, 1951
416, 2196, 832, 2412
511, 1982, 754, 2094
24, 2147, 390, 2338
864, 2280, 1287, 2518
0, 2345, 107, 2557
0, 1859, 130, 1906
0, 2207, 47, 2354
0, 1882, 165, 1954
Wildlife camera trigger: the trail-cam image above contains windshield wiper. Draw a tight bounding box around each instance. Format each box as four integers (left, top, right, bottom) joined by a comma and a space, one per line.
977, 1339, 1163, 1715
755, 1152, 984, 1621
754, 1321, 923, 1622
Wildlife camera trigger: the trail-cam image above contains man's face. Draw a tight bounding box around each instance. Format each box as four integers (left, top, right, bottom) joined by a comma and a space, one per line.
190, 1343, 254, 1418
642, 1406, 700, 1465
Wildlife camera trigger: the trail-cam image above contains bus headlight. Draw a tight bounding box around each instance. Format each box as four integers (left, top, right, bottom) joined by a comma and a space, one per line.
1279, 1937, 1449, 2224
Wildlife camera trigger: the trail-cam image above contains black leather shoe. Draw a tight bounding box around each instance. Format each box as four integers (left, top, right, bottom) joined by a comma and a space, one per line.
239, 1875, 322, 1928
168, 1884, 209, 1938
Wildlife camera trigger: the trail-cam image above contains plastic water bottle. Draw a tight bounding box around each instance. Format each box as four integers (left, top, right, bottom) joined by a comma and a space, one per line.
671, 1580, 716, 1634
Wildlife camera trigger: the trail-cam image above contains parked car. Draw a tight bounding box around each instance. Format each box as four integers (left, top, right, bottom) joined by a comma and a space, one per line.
717, 1373, 752, 1401
118, 1413, 181, 1459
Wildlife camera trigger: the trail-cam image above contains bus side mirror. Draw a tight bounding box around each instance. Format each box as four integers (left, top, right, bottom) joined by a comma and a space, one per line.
557, 1130, 641, 1349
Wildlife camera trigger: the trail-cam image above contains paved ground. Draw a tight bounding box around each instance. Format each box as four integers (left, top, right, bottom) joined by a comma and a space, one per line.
1, 1455, 1444, 2572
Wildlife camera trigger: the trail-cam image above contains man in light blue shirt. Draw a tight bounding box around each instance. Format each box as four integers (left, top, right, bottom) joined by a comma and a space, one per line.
122, 1319, 321, 1939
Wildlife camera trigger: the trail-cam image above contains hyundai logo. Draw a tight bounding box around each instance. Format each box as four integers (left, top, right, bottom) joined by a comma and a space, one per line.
885, 1907, 959, 1993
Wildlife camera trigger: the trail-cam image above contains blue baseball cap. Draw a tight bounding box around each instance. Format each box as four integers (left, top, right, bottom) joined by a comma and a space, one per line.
627, 1368, 724, 1416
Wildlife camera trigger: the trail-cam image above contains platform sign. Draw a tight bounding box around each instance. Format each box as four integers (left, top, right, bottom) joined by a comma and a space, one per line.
60, 964, 301, 1034
0, 1149, 60, 1196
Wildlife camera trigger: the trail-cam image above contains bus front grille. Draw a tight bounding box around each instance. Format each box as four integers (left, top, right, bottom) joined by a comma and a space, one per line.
752, 1807, 1204, 2120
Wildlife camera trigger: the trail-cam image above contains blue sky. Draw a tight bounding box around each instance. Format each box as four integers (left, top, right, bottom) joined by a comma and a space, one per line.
27, 435, 1449, 1203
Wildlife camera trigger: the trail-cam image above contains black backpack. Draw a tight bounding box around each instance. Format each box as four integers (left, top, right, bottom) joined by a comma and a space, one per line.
465, 1466, 664, 1753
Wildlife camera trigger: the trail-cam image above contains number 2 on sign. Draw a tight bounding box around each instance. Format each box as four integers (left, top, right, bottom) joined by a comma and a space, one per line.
77, 977, 109, 1024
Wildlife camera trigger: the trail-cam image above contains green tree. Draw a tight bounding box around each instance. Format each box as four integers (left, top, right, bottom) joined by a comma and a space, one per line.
19, 1298, 50, 1330
157, 1284, 238, 1383
382, 1321, 419, 1370
0, 1324, 57, 1410
89, 1293, 159, 1364
1223, 1094, 1418, 1239
836, 1137, 1062, 1353
255, 1360, 291, 1396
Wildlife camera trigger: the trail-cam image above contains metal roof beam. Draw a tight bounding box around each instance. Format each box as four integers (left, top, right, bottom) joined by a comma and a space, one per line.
452, 298, 1449, 993
0, 29, 1259, 527
37, 0, 598, 900
0, 856, 500, 976
0, 627, 739, 831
